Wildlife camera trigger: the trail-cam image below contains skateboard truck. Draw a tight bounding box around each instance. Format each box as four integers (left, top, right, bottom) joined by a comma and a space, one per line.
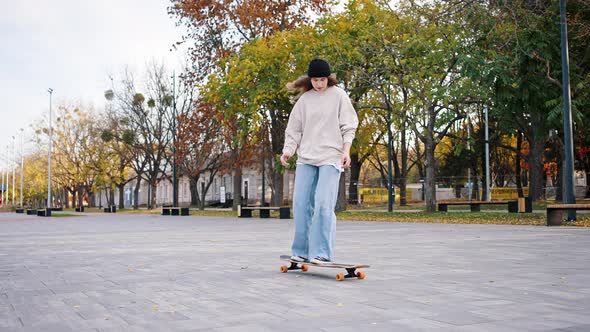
283, 262, 309, 272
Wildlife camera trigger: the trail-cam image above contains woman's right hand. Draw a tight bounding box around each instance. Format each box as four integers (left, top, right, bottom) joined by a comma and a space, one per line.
280, 153, 290, 167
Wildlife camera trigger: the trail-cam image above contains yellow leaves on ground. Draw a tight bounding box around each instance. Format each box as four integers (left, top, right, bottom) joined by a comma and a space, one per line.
335, 210, 589, 227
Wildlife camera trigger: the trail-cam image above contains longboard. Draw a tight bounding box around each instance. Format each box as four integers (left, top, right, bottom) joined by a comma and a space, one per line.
280, 255, 370, 281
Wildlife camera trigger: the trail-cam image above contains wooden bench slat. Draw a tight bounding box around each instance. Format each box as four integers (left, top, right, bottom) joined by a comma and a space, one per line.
547, 204, 590, 209
162, 207, 190, 216
438, 200, 519, 213
546, 204, 590, 226
238, 206, 290, 219
438, 200, 514, 205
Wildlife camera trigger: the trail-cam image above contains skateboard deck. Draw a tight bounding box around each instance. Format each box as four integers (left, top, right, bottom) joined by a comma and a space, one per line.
280, 255, 370, 281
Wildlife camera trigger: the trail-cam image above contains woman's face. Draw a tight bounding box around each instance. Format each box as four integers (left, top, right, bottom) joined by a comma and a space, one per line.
311, 77, 328, 92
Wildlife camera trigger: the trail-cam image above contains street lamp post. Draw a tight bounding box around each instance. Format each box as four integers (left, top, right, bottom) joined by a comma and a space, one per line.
466, 117, 472, 201
560, 0, 576, 220
7, 146, 11, 207
20, 128, 24, 208
4, 147, 8, 208
47, 88, 53, 211
171, 72, 178, 207
387, 106, 394, 212
12, 136, 15, 206
2, 148, 6, 207
485, 106, 491, 202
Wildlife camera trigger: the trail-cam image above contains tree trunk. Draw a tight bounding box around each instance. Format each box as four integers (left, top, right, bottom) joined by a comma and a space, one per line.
516, 132, 524, 197
118, 184, 125, 209
72, 190, 77, 208
424, 139, 437, 212
88, 192, 95, 208
335, 171, 346, 212
232, 171, 242, 210
64, 189, 70, 208
200, 181, 206, 210
189, 178, 200, 206
472, 176, 480, 200
109, 188, 115, 206
133, 177, 141, 209
528, 137, 545, 201
416, 140, 424, 179
78, 185, 84, 208
150, 179, 158, 209
271, 168, 283, 206
400, 125, 408, 206
348, 152, 361, 204
105, 188, 110, 207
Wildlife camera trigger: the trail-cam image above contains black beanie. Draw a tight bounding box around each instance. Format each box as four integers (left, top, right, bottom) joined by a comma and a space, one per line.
307, 58, 331, 77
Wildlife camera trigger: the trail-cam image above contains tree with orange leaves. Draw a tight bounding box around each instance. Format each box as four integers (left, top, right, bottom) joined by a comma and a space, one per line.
176, 100, 231, 209
168, 0, 329, 81
170, 0, 330, 207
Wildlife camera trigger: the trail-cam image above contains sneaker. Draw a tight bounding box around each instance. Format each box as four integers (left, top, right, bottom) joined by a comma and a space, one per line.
290, 255, 308, 262
311, 256, 333, 265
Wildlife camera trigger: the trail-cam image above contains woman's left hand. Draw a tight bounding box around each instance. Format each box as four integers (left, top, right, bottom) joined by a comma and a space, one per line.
341, 153, 351, 169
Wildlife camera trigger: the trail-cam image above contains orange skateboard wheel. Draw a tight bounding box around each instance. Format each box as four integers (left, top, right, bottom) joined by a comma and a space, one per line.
336, 273, 345, 281
301, 264, 309, 272
356, 271, 365, 280
280, 265, 288, 273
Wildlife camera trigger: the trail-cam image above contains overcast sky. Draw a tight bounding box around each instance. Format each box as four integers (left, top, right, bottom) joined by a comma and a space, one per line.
0, 0, 187, 169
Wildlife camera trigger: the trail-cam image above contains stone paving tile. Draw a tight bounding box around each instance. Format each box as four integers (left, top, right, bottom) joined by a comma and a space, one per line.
495, 317, 578, 331
1, 212, 589, 331
425, 310, 497, 326
554, 325, 590, 332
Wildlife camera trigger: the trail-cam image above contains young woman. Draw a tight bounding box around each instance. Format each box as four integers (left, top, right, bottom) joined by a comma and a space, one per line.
280, 58, 358, 265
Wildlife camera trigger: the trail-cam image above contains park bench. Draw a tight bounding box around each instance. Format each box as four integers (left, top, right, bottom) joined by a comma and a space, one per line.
15, 208, 24, 214
238, 205, 291, 219
37, 208, 51, 217
162, 207, 190, 216
75, 206, 84, 212
103, 205, 117, 213
26, 209, 37, 215
438, 200, 517, 213
546, 203, 590, 226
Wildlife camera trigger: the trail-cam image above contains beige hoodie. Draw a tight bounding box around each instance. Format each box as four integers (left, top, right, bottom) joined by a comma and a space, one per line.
282, 86, 358, 167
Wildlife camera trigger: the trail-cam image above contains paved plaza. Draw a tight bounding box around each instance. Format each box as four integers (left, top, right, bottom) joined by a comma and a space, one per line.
1, 212, 590, 331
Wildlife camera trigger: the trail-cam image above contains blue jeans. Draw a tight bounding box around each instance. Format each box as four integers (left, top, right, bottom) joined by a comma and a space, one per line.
291, 164, 341, 260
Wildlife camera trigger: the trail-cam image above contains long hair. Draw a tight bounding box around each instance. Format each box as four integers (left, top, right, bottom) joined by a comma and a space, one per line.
286, 74, 338, 101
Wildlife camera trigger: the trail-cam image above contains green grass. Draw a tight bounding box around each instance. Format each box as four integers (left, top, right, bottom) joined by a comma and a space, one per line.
49, 212, 79, 218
